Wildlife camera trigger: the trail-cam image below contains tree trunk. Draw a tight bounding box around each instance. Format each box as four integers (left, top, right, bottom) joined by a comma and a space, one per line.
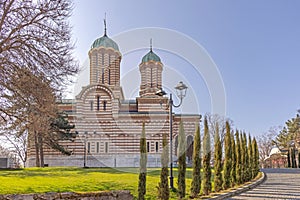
38, 133, 44, 167
34, 131, 40, 167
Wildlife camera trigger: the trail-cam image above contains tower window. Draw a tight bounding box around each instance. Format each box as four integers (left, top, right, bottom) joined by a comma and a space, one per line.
150, 68, 153, 87
90, 101, 93, 111
102, 68, 104, 84
155, 142, 159, 152
101, 53, 104, 66
97, 96, 100, 111
108, 69, 111, 85
103, 101, 107, 111
96, 69, 99, 83
147, 142, 150, 153
95, 53, 98, 67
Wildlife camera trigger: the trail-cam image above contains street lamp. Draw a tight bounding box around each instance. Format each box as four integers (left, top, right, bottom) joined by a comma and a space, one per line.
156, 81, 188, 190
83, 132, 88, 168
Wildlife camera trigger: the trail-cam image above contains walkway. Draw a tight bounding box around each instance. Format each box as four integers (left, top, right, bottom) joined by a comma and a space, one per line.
228, 168, 300, 199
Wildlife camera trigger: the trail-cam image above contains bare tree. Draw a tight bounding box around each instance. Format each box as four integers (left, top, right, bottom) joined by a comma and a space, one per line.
0, 0, 78, 166
206, 113, 234, 149
0, 0, 78, 123
257, 126, 280, 167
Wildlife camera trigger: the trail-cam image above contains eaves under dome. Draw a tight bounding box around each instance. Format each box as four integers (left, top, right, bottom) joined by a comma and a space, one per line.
91, 35, 119, 51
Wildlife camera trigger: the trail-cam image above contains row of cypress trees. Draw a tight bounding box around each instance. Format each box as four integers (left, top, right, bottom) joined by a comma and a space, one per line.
138, 116, 259, 199
190, 117, 260, 198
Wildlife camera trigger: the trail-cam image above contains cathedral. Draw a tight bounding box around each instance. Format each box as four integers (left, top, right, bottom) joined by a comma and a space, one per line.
26, 24, 200, 167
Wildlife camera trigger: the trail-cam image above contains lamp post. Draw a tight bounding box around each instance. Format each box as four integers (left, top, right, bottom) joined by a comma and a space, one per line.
156, 81, 188, 190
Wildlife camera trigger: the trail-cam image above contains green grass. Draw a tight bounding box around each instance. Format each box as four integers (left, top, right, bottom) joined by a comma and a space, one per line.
0, 167, 197, 199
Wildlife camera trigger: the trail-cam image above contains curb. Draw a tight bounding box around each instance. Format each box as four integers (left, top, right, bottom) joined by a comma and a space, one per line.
209, 172, 267, 200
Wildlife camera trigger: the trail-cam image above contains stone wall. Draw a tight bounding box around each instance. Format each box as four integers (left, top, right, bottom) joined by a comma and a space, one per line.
0, 190, 133, 200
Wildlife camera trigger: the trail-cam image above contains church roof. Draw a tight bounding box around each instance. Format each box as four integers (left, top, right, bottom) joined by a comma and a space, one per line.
141, 49, 161, 63
91, 35, 119, 51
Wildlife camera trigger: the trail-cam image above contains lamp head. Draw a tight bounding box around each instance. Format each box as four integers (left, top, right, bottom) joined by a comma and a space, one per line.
175, 81, 188, 99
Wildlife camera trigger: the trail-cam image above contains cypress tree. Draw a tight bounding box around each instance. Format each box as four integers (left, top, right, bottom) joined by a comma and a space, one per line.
138, 123, 147, 200
222, 121, 232, 190
190, 123, 201, 197
157, 133, 169, 200
213, 122, 223, 192
240, 132, 245, 183
254, 138, 260, 175
202, 116, 211, 195
235, 130, 242, 185
177, 121, 186, 199
243, 133, 250, 182
252, 137, 259, 178
230, 133, 236, 187
248, 135, 253, 179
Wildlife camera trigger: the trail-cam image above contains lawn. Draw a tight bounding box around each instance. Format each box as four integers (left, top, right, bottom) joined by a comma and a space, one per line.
0, 167, 196, 199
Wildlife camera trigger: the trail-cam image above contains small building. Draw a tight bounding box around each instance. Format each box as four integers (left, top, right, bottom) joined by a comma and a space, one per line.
264, 147, 288, 168
0, 157, 10, 168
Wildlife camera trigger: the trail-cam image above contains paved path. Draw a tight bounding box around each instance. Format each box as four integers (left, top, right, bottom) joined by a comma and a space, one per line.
228, 168, 300, 200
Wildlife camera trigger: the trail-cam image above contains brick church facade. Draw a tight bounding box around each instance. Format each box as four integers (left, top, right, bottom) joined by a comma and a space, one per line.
26, 26, 200, 167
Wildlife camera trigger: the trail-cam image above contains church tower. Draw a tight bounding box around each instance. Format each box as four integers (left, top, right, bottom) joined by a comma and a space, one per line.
139, 43, 163, 98
88, 20, 121, 87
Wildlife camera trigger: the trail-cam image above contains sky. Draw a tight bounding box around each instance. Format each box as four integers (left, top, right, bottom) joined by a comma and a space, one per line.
68, 0, 300, 136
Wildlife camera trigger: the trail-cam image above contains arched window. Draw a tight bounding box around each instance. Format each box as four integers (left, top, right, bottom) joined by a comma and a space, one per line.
103, 100, 107, 111
150, 68, 153, 87
97, 96, 100, 111
101, 68, 104, 84
108, 69, 111, 85
147, 142, 150, 153
101, 53, 104, 65
155, 141, 159, 152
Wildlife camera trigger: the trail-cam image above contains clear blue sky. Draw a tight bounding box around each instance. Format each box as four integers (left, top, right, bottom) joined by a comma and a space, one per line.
69, 0, 300, 136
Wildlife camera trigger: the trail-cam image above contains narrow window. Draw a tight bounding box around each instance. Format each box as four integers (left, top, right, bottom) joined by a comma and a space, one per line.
108, 69, 111, 85
96, 142, 99, 153
96, 70, 99, 83
103, 101, 107, 111
105, 142, 109, 153
101, 53, 104, 65
150, 68, 153, 87
87, 142, 90, 153
147, 142, 150, 153
97, 96, 100, 111
155, 142, 159, 153
95, 53, 98, 67
102, 68, 104, 84
90, 101, 93, 111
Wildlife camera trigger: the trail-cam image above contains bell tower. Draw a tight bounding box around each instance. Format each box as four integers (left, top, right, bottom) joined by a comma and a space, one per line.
88, 19, 121, 87
139, 41, 163, 98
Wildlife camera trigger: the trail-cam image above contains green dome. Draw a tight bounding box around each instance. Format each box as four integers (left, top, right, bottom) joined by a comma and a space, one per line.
142, 50, 161, 63
91, 35, 119, 51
